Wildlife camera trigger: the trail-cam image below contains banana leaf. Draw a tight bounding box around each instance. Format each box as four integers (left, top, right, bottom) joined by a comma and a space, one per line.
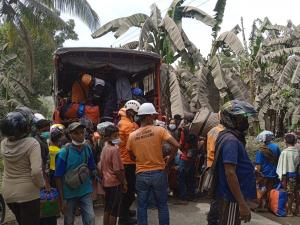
177, 6, 216, 27
92, 13, 148, 39
159, 15, 185, 52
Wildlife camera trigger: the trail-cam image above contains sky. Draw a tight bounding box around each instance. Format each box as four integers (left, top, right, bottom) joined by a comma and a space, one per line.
62, 0, 300, 56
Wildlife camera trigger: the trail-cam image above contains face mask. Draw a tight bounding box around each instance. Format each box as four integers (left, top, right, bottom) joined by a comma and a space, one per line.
41, 131, 50, 140
72, 139, 85, 146
237, 118, 249, 132
111, 138, 121, 145
134, 115, 139, 123
168, 124, 176, 130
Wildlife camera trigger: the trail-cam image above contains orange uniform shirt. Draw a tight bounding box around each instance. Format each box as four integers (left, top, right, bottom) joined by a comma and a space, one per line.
206, 124, 224, 167
127, 125, 171, 174
71, 81, 89, 103
118, 115, 138, 164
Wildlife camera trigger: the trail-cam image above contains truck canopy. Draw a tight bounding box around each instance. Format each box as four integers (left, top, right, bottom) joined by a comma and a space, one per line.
54, 47, 161, 97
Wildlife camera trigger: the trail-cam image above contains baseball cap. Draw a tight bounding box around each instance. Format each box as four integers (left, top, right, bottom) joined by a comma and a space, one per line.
68, 122, 85, 132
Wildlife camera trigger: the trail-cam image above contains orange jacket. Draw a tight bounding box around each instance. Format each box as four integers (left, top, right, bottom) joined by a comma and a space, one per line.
118, 114, 138, 164
206, 124, 224, 167
71, 81, 90, 103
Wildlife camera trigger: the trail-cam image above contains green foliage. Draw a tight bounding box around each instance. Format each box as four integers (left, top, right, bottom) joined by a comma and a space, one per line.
162, 38, 175, 64
280, 87, 295, 100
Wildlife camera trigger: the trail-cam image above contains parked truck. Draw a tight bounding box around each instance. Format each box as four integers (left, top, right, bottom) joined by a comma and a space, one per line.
52, 47, 162, 125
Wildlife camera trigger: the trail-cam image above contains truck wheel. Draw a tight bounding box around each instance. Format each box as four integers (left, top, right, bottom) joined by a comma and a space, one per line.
0, 194, 5, 224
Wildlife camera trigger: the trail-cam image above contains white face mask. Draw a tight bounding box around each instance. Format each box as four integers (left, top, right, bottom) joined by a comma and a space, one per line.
168, 124, 176, 131
72, 139, 85, 146
111, 138, 121, 146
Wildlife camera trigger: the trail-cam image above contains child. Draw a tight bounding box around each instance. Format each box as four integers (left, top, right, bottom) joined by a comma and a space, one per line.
98, 125, 127, 225
48, 124, 65, 185
276, 133, 300, 216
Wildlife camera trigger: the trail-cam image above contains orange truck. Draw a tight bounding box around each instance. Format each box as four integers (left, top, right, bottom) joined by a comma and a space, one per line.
52, 47, 162, 125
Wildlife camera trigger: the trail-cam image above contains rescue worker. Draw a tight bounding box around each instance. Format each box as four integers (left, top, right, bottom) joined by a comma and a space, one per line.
118, 100, 141, 225
71, 73, 93, 103
127, 103, 180, 225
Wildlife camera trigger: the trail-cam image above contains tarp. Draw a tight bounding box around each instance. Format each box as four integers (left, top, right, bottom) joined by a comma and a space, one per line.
54, 48, 161, 96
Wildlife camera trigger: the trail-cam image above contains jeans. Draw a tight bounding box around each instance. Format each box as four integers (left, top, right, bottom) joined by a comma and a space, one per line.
178, 159, 196, 199
178, 159, 186, 199
64, 194, 95, 225
185, 161, 196, 197
136, 170, 169, 225
119, 164, 136, 219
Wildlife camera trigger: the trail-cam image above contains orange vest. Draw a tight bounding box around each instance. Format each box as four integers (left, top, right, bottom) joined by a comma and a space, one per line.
118, 115, 138, 164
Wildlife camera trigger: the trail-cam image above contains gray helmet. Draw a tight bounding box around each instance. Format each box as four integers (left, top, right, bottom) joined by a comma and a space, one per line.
220, 100, 257, 129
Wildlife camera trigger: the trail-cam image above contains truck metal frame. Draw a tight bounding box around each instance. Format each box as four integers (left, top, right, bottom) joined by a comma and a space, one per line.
53, 47, 162, 115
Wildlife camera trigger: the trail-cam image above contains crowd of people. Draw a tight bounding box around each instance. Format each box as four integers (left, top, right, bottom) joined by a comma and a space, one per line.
0, 99, 300, 225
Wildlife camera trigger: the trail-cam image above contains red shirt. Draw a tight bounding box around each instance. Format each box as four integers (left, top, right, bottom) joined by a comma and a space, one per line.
179, 129, 191, 161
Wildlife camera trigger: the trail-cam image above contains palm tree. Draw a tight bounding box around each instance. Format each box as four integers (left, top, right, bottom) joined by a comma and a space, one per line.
0, 0, 100, 86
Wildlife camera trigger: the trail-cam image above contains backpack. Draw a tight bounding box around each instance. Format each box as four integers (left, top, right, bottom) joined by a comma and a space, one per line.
64, 145, 91, 189
201, 130, 235, 197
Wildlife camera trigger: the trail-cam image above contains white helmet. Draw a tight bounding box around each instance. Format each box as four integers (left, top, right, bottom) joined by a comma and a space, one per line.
33, 113, 45, 123
97, 121, 114, 135
137, 103, 158, 116
125, 100, 141, 113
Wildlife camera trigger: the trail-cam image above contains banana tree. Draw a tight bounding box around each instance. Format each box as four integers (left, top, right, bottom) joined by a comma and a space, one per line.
92, 0, 216, 67
0, 43, 33, 116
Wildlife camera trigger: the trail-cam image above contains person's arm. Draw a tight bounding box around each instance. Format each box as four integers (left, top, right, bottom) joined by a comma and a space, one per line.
255, 150, 262, 172
87, 146, 98, 179
55, 177, 67, 214
112, 149, 127, 192
222, 140, 251, 222
126, 134, 136, 161
29, 141, 45, 188
114, 170, 126, 184
54, 150, 67, 214
128, 150, 136, 161
165, 136, 180, 170
224, 163, 251, 222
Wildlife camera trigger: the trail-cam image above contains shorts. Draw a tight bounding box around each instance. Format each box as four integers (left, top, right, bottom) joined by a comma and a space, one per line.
104, 185, 122, 217
218, 199, 241, 225
287, 177, 300, 194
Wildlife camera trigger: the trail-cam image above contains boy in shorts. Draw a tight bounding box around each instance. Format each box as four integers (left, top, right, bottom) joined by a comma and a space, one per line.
277, 133, 300, 216
99, 125, 127, 225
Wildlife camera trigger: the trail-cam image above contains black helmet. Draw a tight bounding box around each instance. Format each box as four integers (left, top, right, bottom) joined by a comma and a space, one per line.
220, 100, 257, 130
15, 106, 34, 125
0, 111, 31, 140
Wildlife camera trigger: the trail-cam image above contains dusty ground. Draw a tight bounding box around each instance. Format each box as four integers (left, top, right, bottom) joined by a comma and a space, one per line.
3, 198, 299, 225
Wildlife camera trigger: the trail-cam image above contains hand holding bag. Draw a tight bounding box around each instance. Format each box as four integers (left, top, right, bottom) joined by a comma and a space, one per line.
40, 188, 60, 218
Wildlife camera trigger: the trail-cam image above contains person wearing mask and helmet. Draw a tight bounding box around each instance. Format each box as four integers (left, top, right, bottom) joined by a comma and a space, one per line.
208, 100, 257, 225
118, 100, 140, 225
0, 111, 45, 225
